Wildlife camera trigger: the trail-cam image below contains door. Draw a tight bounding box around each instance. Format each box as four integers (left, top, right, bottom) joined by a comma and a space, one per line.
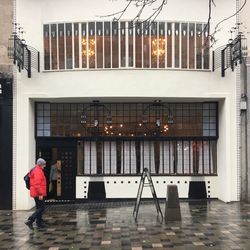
37, 146, 76, 200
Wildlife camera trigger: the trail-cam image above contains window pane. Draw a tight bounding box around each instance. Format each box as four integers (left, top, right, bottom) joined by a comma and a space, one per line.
189, 23, 195, 69
66, 23, 73, 69
104, 22, 111, 68
88, 22, 95, 68
151, 22, 157, 68
128, 21, 134, 67
96, 22, 103, 68
196, 23, 202, 69
81, 23, 87, 68
51, 24, 57, 69
112, 21, 118, 68
74, 23, 79, 68
43, 25, 50, 70
174, 23, 180, 68
159, 22, 165, 68
181, 23, 187, 69
135, 22, 142, 68
120, 22, 126, 67
143, 22, 150, 68
58, 24, 65, 69
167, 23, 172, 68
203, 24, 210, 69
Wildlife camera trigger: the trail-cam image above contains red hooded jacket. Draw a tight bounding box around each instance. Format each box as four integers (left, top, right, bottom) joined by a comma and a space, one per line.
29, 165, 47, 198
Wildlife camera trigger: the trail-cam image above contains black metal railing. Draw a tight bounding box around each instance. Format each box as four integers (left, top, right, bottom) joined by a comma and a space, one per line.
8, 35, 40, 78
212, 35, 247, 77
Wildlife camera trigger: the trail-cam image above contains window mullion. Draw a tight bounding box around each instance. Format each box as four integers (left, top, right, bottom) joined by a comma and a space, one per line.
102, 22, 104, 69
79, 22, 82, 69
64, 23, 67, 70
157, 21, 159, 68
95, 22, 97, 69
165, 22, 167, 69
86, 22, 89, 69
56, 24, 59, 70
133, 22, 135, 68
194, 23, 197, 69
187, 22, 190, 69
149, 22, 152, 68
171, 22, 174, 69
72, 23, 75, 69
118, 21, 121, 68
49, 24, 52, 70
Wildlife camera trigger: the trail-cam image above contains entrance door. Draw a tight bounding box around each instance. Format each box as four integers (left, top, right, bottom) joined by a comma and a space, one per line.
37, 146, 76, 200
58, 148, 76, 200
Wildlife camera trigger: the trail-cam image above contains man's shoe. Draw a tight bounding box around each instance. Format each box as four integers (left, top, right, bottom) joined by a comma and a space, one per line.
24, 220, 34, 230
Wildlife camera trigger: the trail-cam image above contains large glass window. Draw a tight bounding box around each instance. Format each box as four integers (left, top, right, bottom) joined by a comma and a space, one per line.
44, 20, 210, 71
75, 139, 217, 176
37, 102, 218, 176
36, 102, 218, 138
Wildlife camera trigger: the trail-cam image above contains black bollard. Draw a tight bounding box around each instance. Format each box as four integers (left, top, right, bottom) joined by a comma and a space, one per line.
165, 185, 181, 222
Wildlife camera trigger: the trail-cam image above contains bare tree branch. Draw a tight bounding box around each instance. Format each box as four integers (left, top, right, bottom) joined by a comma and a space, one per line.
98, 0, 167, 25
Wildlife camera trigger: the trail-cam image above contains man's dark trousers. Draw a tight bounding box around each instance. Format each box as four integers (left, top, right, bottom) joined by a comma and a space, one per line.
28, 197, 45, 223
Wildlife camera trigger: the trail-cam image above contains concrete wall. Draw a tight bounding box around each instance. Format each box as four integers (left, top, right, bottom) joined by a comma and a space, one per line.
14, 0, 240, 209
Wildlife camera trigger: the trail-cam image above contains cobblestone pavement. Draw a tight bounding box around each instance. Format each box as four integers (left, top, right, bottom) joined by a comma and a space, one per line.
0, 200, 250, 249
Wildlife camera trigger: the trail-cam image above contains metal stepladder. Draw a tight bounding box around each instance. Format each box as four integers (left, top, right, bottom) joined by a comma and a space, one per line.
133, 168, 163, 221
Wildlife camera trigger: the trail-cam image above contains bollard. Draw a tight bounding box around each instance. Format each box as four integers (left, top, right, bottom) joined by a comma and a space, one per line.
165, 185, 181, 222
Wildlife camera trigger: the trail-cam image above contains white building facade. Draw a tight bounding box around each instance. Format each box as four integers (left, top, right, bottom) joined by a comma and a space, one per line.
13, 0, 242, 210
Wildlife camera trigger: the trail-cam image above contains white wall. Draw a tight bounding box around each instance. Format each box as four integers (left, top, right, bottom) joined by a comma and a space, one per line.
14, 0, 239, 209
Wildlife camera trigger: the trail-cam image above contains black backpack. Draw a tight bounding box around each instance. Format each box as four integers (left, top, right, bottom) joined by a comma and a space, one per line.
24, 168, 34, 190
24, 173, 30, 190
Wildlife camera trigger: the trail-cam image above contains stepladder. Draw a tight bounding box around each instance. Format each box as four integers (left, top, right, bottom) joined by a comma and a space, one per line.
133, 168, 163, 221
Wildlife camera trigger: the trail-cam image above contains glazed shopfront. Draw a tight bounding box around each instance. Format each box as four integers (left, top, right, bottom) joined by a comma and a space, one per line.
36, 101, 218, 201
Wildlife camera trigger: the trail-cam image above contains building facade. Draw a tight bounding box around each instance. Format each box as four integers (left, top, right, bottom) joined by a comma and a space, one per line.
0, 0, 13, 210
12, 0, 245, 210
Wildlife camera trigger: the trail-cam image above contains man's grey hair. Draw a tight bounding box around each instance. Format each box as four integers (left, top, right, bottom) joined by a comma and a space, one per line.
36, 158, 46, 166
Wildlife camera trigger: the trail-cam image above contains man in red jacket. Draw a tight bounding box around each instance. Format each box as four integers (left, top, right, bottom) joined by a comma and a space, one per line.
25, 158, 47, 229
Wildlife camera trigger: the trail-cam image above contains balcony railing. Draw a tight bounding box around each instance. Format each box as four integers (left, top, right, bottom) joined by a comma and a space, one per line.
212, 35, 248, 77
8, 35, 40, 78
